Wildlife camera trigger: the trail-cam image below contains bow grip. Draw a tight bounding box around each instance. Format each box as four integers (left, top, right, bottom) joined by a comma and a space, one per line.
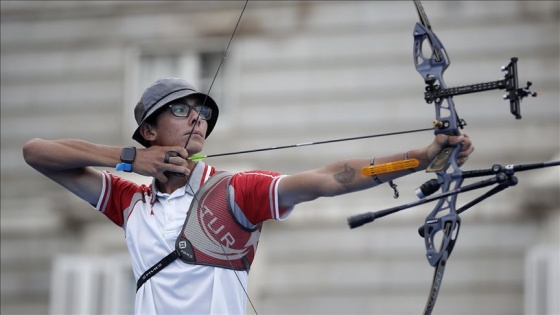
426, 146, 454, 172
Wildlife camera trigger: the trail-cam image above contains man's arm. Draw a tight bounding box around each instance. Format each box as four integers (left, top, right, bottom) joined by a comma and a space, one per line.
277, 134, 473, 208
22, 138, 122, 205
22, 138, 192, 205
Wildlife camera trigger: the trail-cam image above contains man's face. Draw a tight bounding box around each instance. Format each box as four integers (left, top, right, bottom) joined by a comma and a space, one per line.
152, 97, 209, 154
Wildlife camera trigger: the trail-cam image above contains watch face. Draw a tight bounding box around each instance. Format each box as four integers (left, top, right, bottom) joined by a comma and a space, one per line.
121, 147, 136, 163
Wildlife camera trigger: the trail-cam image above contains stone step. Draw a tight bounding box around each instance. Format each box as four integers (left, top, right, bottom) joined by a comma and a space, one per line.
253, 288, 522, 315
0, 296, 49, 315
255, 255, 523, 293
258, 219, 539, 260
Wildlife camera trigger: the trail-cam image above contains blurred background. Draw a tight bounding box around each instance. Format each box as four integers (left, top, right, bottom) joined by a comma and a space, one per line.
1, 1, 559, 314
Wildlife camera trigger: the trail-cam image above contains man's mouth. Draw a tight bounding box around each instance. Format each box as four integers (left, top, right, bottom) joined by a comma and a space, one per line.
187, 131, 204, 138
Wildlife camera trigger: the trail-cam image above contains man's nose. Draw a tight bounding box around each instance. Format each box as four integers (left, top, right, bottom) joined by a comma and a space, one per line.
189, 115, 201, 127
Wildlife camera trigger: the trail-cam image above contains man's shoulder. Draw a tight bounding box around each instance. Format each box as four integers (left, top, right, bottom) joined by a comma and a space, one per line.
102, 170, 154, 195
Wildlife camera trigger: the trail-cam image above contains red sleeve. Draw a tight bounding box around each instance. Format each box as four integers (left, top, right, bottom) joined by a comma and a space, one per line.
229, 170, 294, 224
96, 171, 150, 227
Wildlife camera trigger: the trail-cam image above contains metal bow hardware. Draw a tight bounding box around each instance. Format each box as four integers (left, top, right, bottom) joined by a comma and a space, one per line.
347, 1, 559, 315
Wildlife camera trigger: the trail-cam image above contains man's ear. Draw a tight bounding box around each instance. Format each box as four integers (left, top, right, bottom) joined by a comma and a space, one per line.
139, 123, 156, 143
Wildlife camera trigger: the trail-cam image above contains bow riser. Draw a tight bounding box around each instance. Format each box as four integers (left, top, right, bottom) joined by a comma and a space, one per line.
413, 19, 463, 268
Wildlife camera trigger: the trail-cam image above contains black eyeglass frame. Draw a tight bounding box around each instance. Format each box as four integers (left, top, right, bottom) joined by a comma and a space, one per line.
167, 103, 212, 120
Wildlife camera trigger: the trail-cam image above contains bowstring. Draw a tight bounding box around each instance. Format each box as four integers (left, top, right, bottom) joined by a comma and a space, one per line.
180, 1, 259, 314
183, 0, 248, 150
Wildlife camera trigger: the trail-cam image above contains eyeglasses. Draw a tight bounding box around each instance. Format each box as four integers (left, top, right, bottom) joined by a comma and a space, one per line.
168, 103, 212, 120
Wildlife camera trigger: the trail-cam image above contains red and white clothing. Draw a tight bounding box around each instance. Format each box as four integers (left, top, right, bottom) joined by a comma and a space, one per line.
95, 162, 294, 314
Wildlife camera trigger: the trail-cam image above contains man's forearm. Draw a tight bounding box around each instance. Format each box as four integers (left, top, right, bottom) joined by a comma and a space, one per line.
23, 138, 121, 171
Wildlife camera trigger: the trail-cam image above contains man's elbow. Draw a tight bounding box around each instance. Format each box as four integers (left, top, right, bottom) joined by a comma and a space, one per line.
22, 138, 46, 168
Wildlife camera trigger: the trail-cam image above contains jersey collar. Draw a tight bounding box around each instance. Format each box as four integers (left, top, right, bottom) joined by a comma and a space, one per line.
150, 161, 212, 203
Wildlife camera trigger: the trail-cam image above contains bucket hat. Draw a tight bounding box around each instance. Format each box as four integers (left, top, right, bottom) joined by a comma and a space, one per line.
132, 78, 219, 147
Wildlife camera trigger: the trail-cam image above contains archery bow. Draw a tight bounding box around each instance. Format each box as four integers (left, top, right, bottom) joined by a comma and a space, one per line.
346, 1, 553, 315
172, 1, 553, 314
412, 2, 464, 313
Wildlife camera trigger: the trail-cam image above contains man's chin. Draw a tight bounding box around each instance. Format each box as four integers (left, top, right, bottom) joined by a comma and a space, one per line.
185, 142, 204, 154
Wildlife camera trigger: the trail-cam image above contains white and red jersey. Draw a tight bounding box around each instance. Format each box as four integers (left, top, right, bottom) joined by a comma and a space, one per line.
95, 162, 294, 314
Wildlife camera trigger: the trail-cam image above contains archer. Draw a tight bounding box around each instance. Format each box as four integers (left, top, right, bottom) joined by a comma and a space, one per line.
22, 77, 474, 315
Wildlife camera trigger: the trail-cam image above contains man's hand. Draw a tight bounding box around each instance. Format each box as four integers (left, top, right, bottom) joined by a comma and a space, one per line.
134, 146, 191, 182
427, 134, 474, 167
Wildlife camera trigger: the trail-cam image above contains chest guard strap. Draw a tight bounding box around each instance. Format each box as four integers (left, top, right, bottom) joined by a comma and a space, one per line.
136, 171, 262, 291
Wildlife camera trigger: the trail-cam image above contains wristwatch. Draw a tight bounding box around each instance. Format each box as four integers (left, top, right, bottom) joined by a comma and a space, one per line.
116, 147, 136, 172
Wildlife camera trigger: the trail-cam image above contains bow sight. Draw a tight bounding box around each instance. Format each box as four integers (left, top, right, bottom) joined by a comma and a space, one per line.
424, 57, 537, 121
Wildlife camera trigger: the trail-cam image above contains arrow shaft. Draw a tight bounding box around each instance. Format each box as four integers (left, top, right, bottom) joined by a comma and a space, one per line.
205, 127, 434, 159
